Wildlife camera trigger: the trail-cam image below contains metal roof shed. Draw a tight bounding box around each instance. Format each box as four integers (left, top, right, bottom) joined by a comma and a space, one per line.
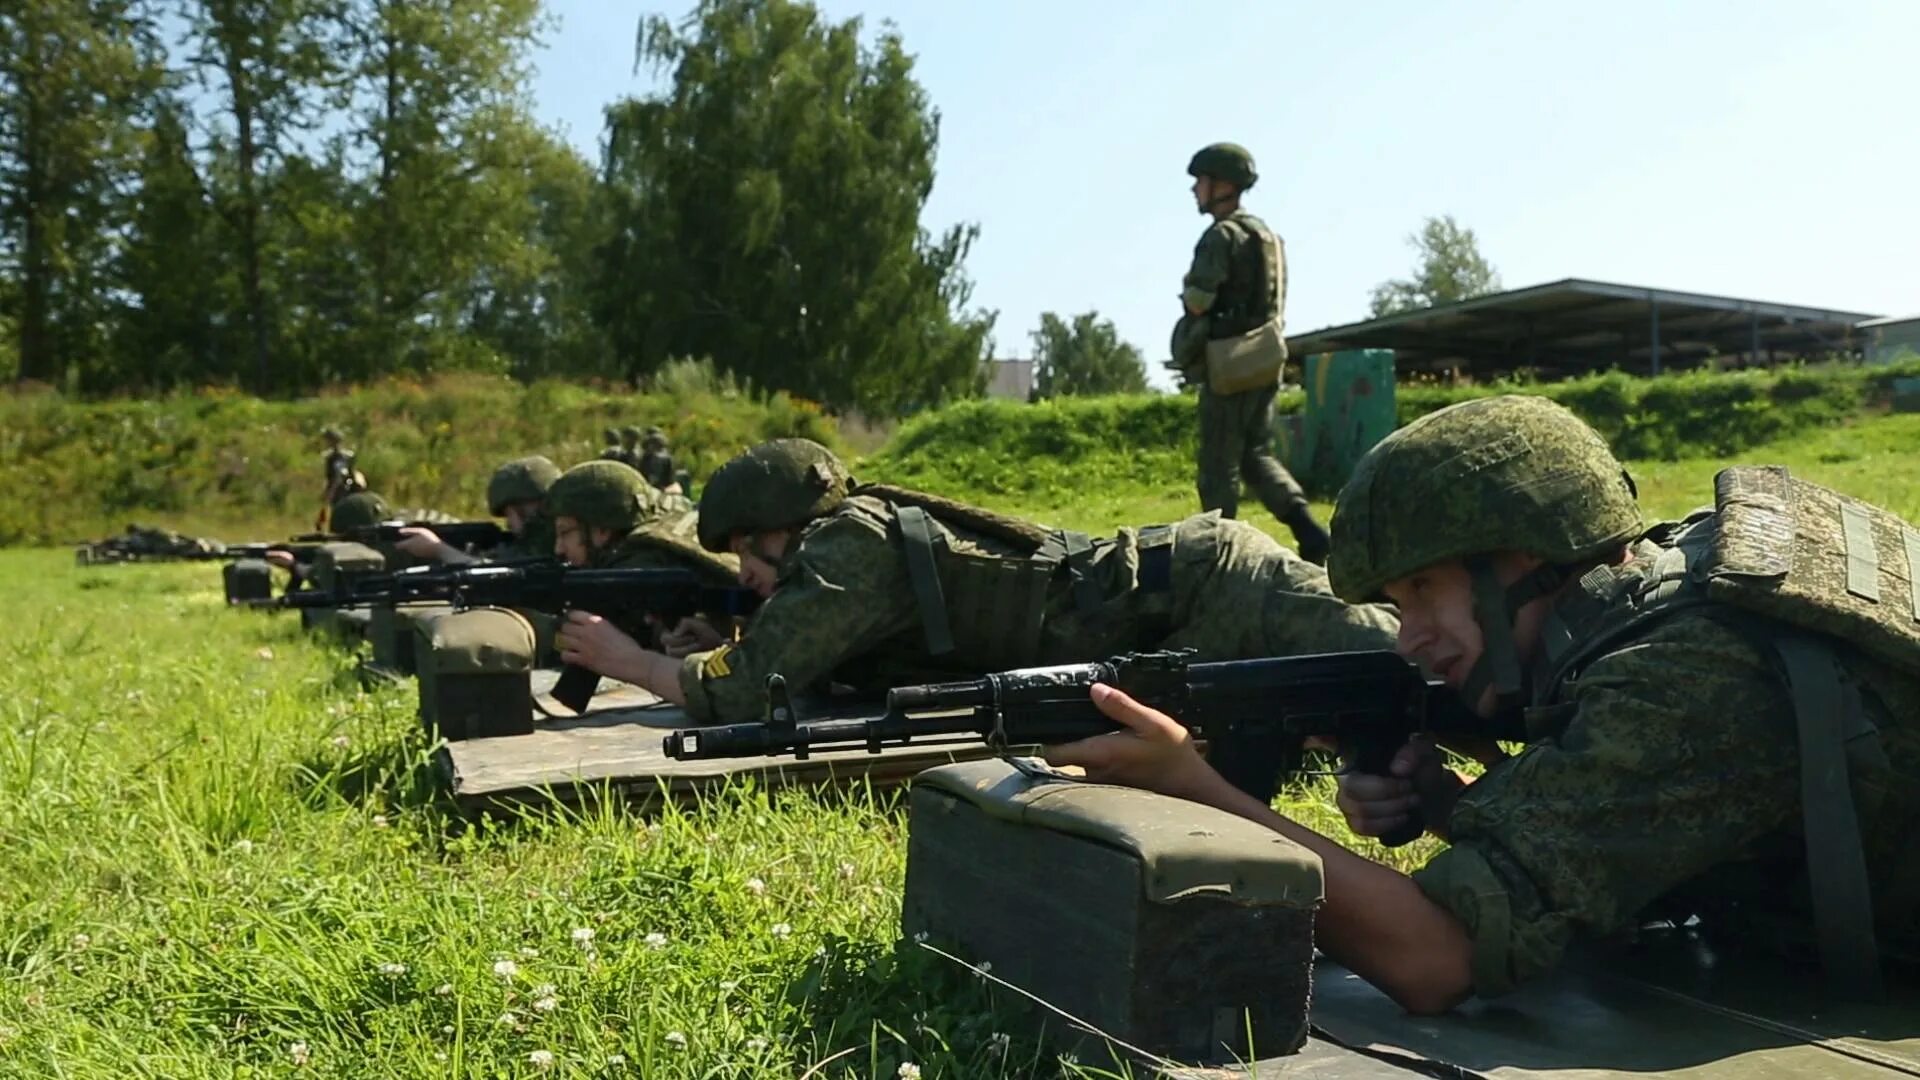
1286, 278, 1880, 378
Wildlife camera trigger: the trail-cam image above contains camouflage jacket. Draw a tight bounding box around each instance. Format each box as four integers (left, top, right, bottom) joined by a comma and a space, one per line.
676, 497, 1398, 725
1412, 536, 1920, 996
1182, 210, 1285, 339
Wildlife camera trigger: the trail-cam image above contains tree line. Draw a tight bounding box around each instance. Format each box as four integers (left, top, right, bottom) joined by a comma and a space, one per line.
0, 0, 993, 414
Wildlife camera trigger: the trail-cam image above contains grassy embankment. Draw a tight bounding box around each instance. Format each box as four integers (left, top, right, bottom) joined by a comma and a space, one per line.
0, 362, 840, 548
6, 363, 1920, 1075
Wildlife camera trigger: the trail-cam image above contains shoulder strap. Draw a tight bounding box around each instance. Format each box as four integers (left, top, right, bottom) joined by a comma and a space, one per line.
895, 505, 955, 656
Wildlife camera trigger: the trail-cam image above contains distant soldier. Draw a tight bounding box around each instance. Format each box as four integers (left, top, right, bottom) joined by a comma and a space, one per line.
395, 455, 562, 565
317, 427, 368, 531
1171, 143, 1328, 564
636, 426, 682, 494
545, 461, 741, 650
553, 438, 1396, 795
599, 426, 623, 464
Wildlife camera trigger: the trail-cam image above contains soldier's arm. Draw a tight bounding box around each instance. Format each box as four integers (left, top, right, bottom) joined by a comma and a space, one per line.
1182, 224, 1234, 316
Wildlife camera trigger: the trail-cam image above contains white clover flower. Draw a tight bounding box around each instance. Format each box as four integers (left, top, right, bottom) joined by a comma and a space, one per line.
745, 1037, 768, 1052
441, 1025, 455, 1035
69, 933, 91, 951
434, 983, 453, 996
989, 1031, 1011, 1054
898, 1064, 921, 1079
496, 1011, 522, 1030
519, 946, 539, 958
606, 1054, 627, 1067
664, 1031, 687, 1049
744, 877, 766, 896
492, 959, 519, 979
977, 960, 992, 975
719, 980, 738, 991
289, 1041, 311, 1066
570, 927, 595, 946
837, 861, 857, 880
528, 1049, 555, 1070
330, 735, 351, 749
377, 962, 407, 977
911, 931, 928, 944
231, 839, 254, 855
371, 814, 390, 829
532, 996, 558, 1014
643, 932, 668, 950
770, 923, 791, 939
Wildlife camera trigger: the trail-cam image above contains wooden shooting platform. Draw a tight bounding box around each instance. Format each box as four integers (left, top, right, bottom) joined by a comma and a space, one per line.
435, 669, 1000, 814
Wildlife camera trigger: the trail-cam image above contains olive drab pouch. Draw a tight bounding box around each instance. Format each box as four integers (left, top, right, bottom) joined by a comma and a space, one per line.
1203, 216, 1287, 395
224, 558, 274, 605
416, 607, 536, 741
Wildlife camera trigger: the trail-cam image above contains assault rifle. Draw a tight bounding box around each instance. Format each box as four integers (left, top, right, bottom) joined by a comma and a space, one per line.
280, 561, 761, 712
663, 649, 1512, 847
342, 519, 513, 552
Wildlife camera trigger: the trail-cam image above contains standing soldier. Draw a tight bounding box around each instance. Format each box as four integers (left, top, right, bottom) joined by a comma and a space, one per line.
316, 426, 368, 531
1171, 143, 1329, 564
637, 426, 681, 494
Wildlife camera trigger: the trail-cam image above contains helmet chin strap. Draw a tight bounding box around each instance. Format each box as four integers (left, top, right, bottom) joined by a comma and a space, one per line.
1456, 555, 1567, 713
747, 533, 787, 574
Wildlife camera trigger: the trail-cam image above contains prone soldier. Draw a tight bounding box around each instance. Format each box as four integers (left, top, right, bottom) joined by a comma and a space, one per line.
1049, 394, 1920, 1011
394, 455, 561, 566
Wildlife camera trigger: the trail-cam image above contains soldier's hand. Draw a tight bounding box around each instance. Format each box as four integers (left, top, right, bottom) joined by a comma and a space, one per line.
393, 527, 448, 560
1335, 737, 1462, 840
556, 610, 648, 679
1044, 684, 1219, 802
265, 550, 297, 570
656, 616, 723, 658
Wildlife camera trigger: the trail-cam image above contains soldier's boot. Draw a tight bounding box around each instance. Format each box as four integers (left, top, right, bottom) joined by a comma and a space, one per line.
1283, 506, 1331, 566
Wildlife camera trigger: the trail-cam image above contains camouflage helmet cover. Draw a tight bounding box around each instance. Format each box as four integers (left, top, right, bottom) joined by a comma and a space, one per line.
602, 426, 619, 444
329, 491, 391, 532
1327, 395, 1644, 602
486, 455, 563, 516
642, 426, 668, 449
322, 425, 344, 441
1187, 142, 1258, 190
696, 438, 851, 553
546, 461, 661, 533
620, 425, 642, 442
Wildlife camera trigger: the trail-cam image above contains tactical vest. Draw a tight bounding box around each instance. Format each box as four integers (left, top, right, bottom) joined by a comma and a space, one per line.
852, 488, 1174, 672
1207, 212, 1286, 340
1529, 465, 1920, 996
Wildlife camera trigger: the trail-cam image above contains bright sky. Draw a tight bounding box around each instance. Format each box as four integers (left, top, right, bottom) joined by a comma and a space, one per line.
531, 1, 1920, 388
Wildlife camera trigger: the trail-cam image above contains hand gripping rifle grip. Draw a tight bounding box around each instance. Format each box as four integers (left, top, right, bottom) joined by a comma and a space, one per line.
1346, 732, 1427, 848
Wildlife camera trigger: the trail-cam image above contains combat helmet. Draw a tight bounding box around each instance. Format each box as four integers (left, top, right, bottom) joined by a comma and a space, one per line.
321, 425, 344, 442
329, 491, 391, 532
1187, 142, 1258, 191
602, 426, 619, 445
546, 461, 660, 535
620, 425, 642, 446
486, 455, 562, 517
697, 439, 851, 554
1328, 394, 1643, 708
642, 426, 668, 450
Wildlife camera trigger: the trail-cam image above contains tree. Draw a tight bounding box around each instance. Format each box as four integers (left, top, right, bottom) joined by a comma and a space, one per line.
180, 0, 337, 393
1368, 214, 1501, 318
0, 1, 163, 385
335, 0, 548, 376
1029, 311, 1147, 400
597, 0, 993, 415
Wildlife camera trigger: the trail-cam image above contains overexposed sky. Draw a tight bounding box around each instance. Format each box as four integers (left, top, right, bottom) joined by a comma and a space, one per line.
530, 1, 1919, 384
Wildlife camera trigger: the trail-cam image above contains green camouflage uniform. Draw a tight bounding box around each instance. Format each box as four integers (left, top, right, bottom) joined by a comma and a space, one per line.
1177, 211, 1308, 524
1412, 537, 1920, 996
591, 511, 739, 642
676, 497, 1397, 725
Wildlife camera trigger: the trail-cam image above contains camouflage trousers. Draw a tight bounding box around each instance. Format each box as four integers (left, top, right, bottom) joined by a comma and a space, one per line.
1196, 383, 1308, 521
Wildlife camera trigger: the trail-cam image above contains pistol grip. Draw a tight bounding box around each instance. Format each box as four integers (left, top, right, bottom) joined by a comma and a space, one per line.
551, 663, 600, 714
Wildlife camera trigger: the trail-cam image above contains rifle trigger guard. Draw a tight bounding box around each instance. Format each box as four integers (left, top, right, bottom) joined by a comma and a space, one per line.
984, 674, 1009, 751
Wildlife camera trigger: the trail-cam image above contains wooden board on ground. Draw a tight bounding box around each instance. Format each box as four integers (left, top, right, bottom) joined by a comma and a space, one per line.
437, 669, 1000, 814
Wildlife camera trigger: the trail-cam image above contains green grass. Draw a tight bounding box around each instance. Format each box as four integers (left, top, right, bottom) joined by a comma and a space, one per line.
6, 412, 1920, 1075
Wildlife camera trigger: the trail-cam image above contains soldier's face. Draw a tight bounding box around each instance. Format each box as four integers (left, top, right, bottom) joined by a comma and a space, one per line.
729, 530, 792, 597
553, 516, 590, 567
503, 502, 537, 537
1383, 554, 1553, 715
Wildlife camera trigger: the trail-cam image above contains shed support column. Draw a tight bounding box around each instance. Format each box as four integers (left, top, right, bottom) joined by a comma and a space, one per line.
1649, 300, 1662, 376
1751, 311, 1762, 366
